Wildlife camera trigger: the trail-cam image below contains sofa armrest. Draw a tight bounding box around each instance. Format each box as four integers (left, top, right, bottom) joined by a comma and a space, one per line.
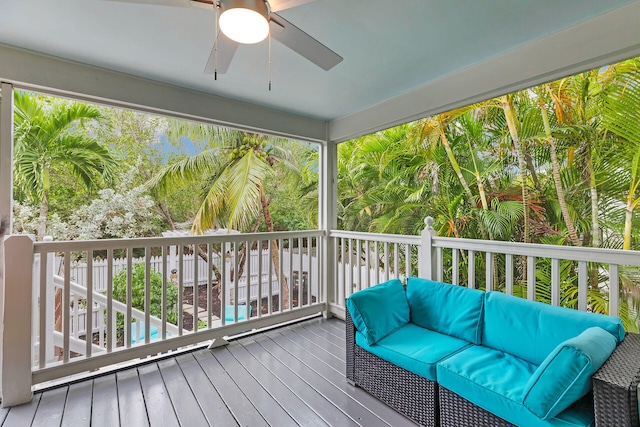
592, 332, 640, 427
346, 309, 356, 383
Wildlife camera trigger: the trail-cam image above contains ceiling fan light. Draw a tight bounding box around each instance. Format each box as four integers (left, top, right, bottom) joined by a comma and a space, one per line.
219, 0, 269, 44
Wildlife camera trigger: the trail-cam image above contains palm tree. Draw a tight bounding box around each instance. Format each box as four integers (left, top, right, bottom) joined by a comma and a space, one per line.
13, 92, 116, 238
148, 127, 296, 308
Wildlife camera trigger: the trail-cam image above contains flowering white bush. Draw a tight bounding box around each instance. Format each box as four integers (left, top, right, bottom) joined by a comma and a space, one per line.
13, 166, 158, 240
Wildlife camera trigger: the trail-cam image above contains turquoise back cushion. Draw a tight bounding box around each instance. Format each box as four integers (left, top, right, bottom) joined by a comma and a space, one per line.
482, 292, 624, 365
406, 277, 484, 344
522, 327, 617, 420
346, 279, 409, 345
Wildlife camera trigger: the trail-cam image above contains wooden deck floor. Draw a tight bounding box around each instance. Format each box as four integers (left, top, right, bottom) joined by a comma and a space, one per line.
0, 317, 417, 427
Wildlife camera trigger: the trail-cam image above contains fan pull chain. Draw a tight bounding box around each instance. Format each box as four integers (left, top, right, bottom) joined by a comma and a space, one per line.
214, 1, 219, 80
268, 31, 272, 91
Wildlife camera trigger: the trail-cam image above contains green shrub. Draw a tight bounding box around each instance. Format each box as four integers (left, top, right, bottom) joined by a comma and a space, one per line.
111, 263, 179, 341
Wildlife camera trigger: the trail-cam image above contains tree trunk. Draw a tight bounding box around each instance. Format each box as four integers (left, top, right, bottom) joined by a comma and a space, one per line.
623, 197, 633, 250
501, 95, 531, 243
37, 190, 49, 240
439, 129, 489, 239
260, 192, 288, 309
538, 97, 582, 247
587, 155, 600, 248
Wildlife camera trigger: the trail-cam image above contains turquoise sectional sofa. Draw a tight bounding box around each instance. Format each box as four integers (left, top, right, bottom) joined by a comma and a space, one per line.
345, 277, 640, 427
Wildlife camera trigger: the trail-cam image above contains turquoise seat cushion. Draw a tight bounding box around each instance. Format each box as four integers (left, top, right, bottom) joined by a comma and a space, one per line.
522, 327, 617, 420
482, 292, 624, 365
355, 323, 470, 381
437, 345, 595, 427
406, 277, 484, 344
346, 278, 409, 345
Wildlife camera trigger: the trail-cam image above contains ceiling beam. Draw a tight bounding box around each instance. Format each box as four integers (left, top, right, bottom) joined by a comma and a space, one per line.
328, 1, 640, 143
0, 44, 327, 143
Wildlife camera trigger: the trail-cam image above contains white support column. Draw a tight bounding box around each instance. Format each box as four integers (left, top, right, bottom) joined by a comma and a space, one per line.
1, 235, 34, 407
319, 134, 337, 317
0, 82, 13, 231
418, 217, 437, 280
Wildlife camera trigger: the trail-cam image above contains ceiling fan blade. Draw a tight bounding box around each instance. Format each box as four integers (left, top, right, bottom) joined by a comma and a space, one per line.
204, 32, 239, 75
269, 14, 342, 71
102, 0, 195, 7
268, 0, 315, 12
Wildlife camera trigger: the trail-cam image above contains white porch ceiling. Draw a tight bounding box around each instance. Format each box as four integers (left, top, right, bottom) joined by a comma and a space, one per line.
1, 0, 640, 143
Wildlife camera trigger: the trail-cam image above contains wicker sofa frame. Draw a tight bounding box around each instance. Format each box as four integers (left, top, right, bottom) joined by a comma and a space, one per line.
345, 310, 640, 427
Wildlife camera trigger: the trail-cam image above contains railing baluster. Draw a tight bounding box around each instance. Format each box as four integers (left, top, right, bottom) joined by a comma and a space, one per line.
452, 249, 459, 285
356, 239, 362, 291
288, 238, 294, 310
348, 239, 353, 296
267, 240, 273, 315
234, 242, 239, 321
258, 240, 263, 317
365, 241, 370, 289
86, 250, 93, 357
384, 242, 389, 282
246, 240, 251, 320
577, 261, 588, 311
436, 247, 443, 282
279, 238, 284, 312
63, 250, 71, 363
550, 258, 560, 306
609, 264, 619, 317
405, 244, 411, 279
125, 248, 133, 347
527, 256, 536, 301
107, 248, 114, 352
305, 237, 311, 306
394, 243, 399, 279
193, 244, 199, 332
145, 248, 151, 342
178, 249, 184, 335
161, 245, 167, 339
468, 250, 475, 289
221, 243, 227, 326
505, 254, 514, 295
374, 241, 380, 285
39, 251, 48, 369
207, 243, 212, 327
485, 252, 493, 292
298, 237, 303, 305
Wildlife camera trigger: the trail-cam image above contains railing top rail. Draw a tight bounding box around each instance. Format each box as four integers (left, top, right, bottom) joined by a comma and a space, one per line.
329, 230, 421, 245
33, 230, 324, 253
432, 236, 640, 266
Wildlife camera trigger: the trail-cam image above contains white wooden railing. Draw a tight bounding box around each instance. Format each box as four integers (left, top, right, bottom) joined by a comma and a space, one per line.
1, 230, 323, 406
327, 217, 640, 325
3, 217, 640, 407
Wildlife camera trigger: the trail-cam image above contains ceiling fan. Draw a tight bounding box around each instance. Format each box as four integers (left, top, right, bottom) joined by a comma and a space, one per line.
105, 0, 343, 76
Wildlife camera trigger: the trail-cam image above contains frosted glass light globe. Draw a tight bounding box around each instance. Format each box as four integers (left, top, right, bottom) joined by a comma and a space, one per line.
220, 8, 269, 44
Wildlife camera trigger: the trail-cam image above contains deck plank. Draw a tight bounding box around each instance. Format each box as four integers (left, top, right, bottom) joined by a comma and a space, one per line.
20, 318, 417, 427
31, 386, 67, 427
61, 381, 92, 427
157, 358, 208, 426
255, 334, 391, 426
91, 374, 120, 427
0, 406, 9, 425
300, 322, 347, 352
3, 393, 41, 427
291, 323, 346, 362
138, 363, 180, 427
175, 353, 238, 427
269, 329, 418, 427
242, 338, 360, 427
227, 343, 329, 427
116, 368, 149, 427
213, 343, 298, 427
195, 349, 269, 427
